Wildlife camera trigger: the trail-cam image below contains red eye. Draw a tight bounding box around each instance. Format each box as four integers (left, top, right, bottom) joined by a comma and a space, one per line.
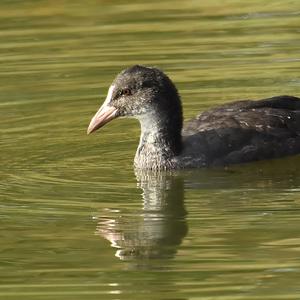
122, 88, 132, 96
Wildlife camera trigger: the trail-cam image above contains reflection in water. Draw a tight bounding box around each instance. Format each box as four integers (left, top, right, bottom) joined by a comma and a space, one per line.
96, 170, 187, 262
96, 156, 300, 265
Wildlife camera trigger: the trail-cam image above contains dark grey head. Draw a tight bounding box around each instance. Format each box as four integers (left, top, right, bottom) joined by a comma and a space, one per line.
87, 65, 183, 156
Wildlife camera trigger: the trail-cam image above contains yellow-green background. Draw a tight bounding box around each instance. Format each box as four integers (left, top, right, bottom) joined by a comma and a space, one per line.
1, 1, 300, 299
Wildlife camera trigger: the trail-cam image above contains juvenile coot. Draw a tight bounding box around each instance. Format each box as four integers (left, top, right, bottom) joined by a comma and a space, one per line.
87, 65, 300, 170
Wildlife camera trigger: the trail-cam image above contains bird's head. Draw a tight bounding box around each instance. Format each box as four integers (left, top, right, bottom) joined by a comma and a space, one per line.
87, 65, 182, 134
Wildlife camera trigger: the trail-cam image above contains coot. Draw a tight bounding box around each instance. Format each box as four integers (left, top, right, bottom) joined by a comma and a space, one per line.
87, 65, 300, 170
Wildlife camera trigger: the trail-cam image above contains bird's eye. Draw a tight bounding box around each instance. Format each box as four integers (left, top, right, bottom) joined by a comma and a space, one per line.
122, 88, 132, 96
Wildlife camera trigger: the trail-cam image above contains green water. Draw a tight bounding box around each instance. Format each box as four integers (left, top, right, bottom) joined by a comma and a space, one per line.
1, 0, 300, 299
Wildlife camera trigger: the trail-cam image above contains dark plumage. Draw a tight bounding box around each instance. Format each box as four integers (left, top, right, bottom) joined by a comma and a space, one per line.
87, 65, 300, 170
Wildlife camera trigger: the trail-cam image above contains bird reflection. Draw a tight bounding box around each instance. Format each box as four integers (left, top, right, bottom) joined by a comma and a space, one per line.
96, 170, 188, 262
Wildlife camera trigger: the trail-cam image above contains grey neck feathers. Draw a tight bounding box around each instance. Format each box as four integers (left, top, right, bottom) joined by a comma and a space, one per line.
134, 111, 183, 170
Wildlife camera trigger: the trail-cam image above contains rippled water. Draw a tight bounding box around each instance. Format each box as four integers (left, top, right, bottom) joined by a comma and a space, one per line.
1, 0, 300, 299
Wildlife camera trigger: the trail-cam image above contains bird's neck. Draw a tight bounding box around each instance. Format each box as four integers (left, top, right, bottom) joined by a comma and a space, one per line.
134, 112, 182, 170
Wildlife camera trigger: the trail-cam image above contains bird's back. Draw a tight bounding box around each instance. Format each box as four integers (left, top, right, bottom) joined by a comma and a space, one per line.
181, 95, 300, 166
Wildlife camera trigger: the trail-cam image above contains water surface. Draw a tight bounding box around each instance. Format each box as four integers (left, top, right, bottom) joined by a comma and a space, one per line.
1, 0, 300, 299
